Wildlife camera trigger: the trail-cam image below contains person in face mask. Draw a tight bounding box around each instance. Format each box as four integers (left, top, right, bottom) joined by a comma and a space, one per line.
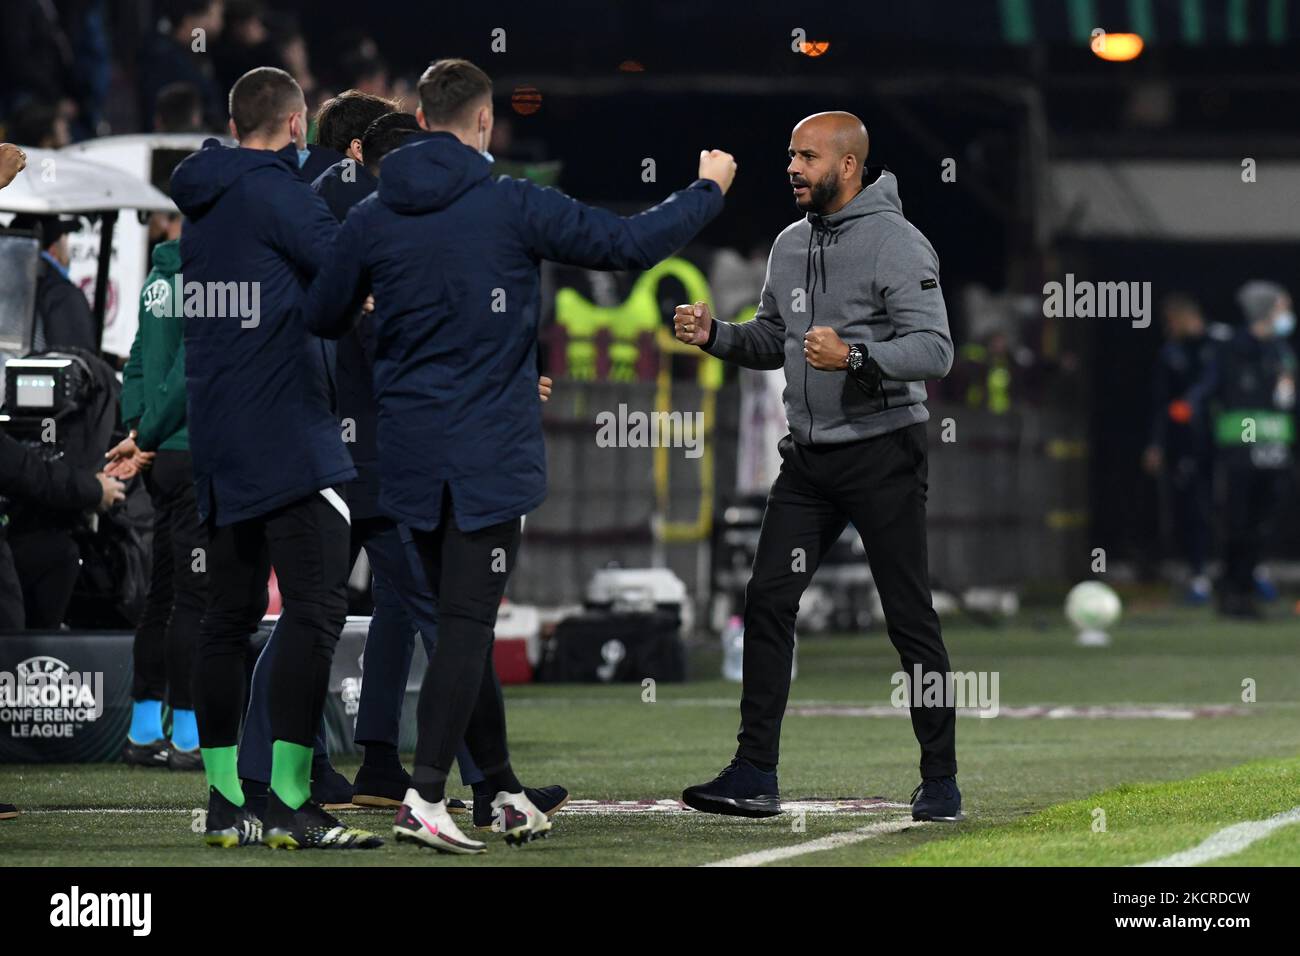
1198, 281, 1297, 618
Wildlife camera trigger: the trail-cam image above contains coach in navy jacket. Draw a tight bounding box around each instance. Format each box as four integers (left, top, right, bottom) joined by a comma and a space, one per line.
171, 139, 355, 526
304, 131, 725, 532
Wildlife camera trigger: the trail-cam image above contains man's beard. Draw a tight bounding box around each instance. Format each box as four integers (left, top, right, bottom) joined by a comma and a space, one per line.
797, 171, 840, 214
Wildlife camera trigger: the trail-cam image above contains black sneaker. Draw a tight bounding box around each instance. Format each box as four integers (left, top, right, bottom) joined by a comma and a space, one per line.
352, 763, 411, 808
310, 759, 356, 810
910, 776, 964, 822
262, 791, 383, 850
473, 785, 570, 830
122, 738, 169, 768
0, 802, 18, 820
167, 747, 203, 771
203, 788, 262, 847
682, 758, 781, 818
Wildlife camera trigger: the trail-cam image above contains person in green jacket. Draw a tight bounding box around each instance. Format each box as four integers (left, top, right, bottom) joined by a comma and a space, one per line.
106, 214, 206, 771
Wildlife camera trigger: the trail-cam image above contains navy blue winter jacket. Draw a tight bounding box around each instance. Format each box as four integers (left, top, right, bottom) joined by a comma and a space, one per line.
311, 158, 383, 519
303, 131, 723, 532
171, 140, 356, 525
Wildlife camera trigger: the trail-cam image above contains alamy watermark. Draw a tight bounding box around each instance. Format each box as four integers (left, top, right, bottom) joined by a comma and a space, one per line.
1042, 274, 1151, 329
890, 665, 1000, 717
143, 273, 261, 328
595, 403, 704, 459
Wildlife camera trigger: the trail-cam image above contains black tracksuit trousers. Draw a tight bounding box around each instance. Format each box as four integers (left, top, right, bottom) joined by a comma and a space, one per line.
194, 490, 350, 749
736, 423, 958, 779
409, 488, 520, 780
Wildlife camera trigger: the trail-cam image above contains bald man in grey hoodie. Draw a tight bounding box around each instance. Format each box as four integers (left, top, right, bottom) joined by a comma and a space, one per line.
675, 112, 961, 822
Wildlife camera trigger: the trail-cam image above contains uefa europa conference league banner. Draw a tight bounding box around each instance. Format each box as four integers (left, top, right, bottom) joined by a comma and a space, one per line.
0, 633, 133, 763
0, 621, 412, 763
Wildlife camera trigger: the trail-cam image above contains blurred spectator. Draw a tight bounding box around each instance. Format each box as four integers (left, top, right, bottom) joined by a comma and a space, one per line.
7, 214, 97, 353
340, 52, 391, 99
7, 101, 72, 149
153, 81, 206, 132
137, 0, 226, 133
1142, 293, 1216, 603
1204, 281, 1297, 618
64, 0, 113, 138
212, 0, 280, 96
0, 0, 80, 126
948, 330, 1027, 414
265, 12, 317, 104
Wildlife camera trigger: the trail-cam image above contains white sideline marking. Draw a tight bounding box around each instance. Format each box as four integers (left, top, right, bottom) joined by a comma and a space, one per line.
1135, 806, 1300, 867
21, 809, 184, 814
703, 816, 919, 867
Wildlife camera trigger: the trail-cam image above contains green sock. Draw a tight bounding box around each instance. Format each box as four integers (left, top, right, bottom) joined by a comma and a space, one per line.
270, 740, 313, 810
201, 746, 244, 807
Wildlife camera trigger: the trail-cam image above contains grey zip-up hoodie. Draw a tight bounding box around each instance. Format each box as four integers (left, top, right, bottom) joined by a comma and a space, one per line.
705, 169, 953, 445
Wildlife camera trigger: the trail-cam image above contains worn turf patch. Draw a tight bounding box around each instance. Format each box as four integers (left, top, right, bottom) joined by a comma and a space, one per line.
865, 756, 1300, 867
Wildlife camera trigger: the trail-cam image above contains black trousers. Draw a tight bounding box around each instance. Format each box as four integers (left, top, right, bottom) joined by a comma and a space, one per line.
0, 536, 24, 630
409, 490, 520, 777
1165, 454, 1213, 577
8, 528, 80, 629
132, 450, 207, 710
737, 424, 957, 778
1220, 454, 1286, 598
194, 490, 350, 750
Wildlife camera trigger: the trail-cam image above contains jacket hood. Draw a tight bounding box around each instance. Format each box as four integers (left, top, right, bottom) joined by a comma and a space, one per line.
377, 132, 491, 215
809, 167, 903, 229
151, 238, 181, 275
170, 139, 296, 218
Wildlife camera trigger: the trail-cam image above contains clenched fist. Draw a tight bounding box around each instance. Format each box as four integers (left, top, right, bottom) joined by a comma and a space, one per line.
674, 301, 713, 346
804, 326, 849, 371
538, 375, 552, 402
698, 150, 737, 195
0, 143, 27, 190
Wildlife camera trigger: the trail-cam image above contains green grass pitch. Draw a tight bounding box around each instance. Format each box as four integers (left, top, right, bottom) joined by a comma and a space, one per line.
3, 607, 1299, 866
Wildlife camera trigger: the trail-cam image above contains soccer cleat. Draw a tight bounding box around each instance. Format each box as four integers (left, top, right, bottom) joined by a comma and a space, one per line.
203, 787, 262, 848
122, 738, 169, 768
682, 758, 781, 818
0, 802, 18, 820
490, 790, 553, 847
311, 759, 357, 810
910, 776, 964, 822
262, 791, 383, 850
474, 785, 569, 830
167, 747, 203, 772
392, 789, 486, 855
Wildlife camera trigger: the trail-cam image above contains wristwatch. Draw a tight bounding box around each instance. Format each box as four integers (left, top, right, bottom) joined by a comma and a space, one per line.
845, 344, 866, 372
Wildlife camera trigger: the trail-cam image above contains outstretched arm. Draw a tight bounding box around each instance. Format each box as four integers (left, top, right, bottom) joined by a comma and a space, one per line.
517, 150, 734, 271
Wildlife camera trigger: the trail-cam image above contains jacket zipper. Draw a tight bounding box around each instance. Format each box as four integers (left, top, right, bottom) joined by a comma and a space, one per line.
803, 225, 820, 444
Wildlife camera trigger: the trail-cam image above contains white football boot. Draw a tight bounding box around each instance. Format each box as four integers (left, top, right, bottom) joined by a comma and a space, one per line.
393, 788, 487, 855
491, 790, 553, 847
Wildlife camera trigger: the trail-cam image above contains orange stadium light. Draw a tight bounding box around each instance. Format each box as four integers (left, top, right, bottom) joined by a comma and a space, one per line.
800, 40, 830, 57
1090, 31, 1143, 62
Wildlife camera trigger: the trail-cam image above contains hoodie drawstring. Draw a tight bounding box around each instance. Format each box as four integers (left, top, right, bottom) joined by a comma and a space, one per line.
802, 218, 836, 444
